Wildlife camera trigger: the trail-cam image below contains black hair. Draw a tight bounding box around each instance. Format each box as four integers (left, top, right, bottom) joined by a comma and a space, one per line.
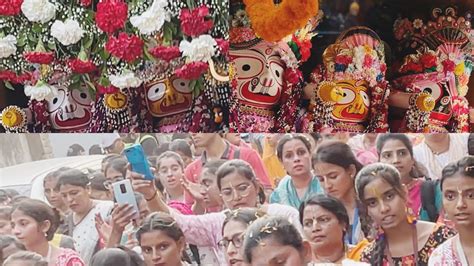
137, 212, 183, 244
202, 159, 228, 177
67, 144, 85, 157
44, 167, 73, 185
104, 157, 128, 179
441, 155, 474, 190
222, 207, 266, 235
11, 199, 60, 241
90, 247, 145, 266
313, 140, 363, 173
89, 172, 108, 192
243, 216, 303, 264
376, 134, 427, 179
276, 134, 312, 161
0, 206, 12, 220
0, 235, 25, 254
155, 151, 185, 172
3, 250, 47, 266
298, 194, 349, 232
216, 159, 266, 204
56, 169, 90, 190
170, 139, 193, 158
89, 144, 104, 155
355, 162, 405, 266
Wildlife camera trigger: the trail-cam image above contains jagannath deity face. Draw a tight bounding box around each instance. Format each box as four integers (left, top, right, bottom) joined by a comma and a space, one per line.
331, 79, 370, 123
144, 76, 193, 117
46, 85, 93, 130
230, 40, 284, 108
410, 77, 451, 115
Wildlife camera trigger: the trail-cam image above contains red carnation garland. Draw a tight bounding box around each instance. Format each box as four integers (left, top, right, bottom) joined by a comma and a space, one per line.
97, 85, 119, 95
105, 32, 144, 63
0, 70, 31, 84
149, 46, 181, 62
0, 0, 22, 16
79, 0, 91, 7
24, 51, 55, 64
175, 62, 208, 80
96, 0, 128, 34
180, 5, 214, 37
215, 38, 229, 56
68, 58, 97, 73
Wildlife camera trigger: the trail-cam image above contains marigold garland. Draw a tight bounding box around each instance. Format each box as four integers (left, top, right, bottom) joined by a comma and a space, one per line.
243, 0, 318, 42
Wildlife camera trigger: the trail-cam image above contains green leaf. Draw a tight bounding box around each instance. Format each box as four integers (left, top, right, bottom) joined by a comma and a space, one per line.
47, 41, 56, 51
4, 81, 15, 90
32, 24, 42, 34
84, 35, 93, 49
17, 36, 26, 47
143, 46, 154, 61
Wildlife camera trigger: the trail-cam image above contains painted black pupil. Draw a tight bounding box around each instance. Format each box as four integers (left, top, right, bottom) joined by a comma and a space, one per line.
155, 88, 160, 93
424, 87, 432, 94
80, 93, 87, 99
242, 64, 251, 71
180, 82, 186, 87
275, 70, 280, 77
53, 98, 58, 104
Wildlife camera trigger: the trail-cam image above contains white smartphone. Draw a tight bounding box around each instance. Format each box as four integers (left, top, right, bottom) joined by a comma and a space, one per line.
112, 179, 139, 220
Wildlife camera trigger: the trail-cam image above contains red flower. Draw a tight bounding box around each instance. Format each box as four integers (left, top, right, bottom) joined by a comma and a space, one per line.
68, 58, 97, 73
380, 63, 387, 73
96, 0, 128, 34
442, 60, 455, 73
401, 61, 423, 73
79, 0, 91, 7
0, 70, 31, 84
363, 55, 374, 68
335, 55, 352, 65
149, 46, 181, 62
105, 32, 143, 63
24, 51, 55, 64
97, 85, 119, 95
419, 53, 437, 69
180, 5, 214, 37
174, 62, 209, 80
215, 38, 229, 56
299, 40, 312, 63
284, 69, 302, 84
0, 0, 22, 16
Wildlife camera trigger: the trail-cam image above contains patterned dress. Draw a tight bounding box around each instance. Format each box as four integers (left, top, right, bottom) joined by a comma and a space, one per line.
428, 235, 468, 266
55, 248, 85, 266
360, 224, 456, 266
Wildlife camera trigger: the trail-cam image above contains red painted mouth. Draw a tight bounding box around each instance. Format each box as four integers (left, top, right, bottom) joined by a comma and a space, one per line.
52, 109, 91, 130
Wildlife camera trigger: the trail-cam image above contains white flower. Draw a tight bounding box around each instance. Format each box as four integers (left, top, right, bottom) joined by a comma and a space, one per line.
130, 0, 170, 35
50, 19, 84, 46
24, 82, 58, 101
109, 71, 143, 89
413, 19, 423, 29
21, 0, 56, 23
0, 35, 17, 58
179, 35, 217, 62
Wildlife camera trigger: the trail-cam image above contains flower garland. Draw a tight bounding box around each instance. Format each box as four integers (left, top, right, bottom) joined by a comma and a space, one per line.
243, 0, 318, 42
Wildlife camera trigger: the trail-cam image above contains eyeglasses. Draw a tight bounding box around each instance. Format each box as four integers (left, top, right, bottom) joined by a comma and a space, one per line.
220, 183, 252, 202
218, 234, 244, 249
103, 176, 125, 190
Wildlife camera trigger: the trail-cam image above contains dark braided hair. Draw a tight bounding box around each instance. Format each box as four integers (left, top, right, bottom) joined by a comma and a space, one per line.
441, 155, 474, 190
355, 163, 406, 266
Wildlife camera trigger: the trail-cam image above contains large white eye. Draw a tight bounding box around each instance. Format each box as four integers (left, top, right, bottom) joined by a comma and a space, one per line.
233, 56, 264, 79
269, 60, 284, 86
414, 81, 443, 101
172, 78, 192, 93
338, 88, 356, 104
360, 90, 370, 107
47, 89, 66, 113
147, 82, 166, 101
72, 89, 92, 106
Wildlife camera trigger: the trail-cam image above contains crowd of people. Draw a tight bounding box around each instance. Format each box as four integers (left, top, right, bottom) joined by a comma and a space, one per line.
1, 133, 474, 266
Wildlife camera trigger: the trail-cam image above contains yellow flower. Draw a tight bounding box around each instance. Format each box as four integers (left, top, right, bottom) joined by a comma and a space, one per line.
455, 62, 465, 76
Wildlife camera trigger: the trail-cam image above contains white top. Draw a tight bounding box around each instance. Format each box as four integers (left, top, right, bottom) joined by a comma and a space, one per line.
413, 134, 468, 179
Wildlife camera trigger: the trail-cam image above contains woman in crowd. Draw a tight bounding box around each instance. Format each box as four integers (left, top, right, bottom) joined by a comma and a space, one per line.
103, 157, 128, 189
89, 172, 112, 201
56, 169, 114, 264
131, 159, 301, 265
3, 251, 48, 266
428, 156, 474, 265
43, 169, 70, 217
376, 134, 442, 222
312, 140, 370, 244
155, 151, 186, 203
356, 163, 456, 265
270, 134, 322, 209
136, 212, 190, 266
219, 208, 265, 266
242, 215, 312, 265
10, 198, 84, 265
299, 194, 368, 263
0, 206, 12, 235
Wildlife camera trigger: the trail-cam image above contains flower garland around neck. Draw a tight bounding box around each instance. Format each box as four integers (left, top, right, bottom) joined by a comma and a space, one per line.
243, 0, 319, 42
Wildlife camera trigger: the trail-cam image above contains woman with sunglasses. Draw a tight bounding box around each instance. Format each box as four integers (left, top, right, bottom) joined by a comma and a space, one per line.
130, 159, 301, 265
56, 169, 114, 264
356, 163, 455, 265
312, 140, 371, 245
429, 156, 474, 265
270, 134, 322, 209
